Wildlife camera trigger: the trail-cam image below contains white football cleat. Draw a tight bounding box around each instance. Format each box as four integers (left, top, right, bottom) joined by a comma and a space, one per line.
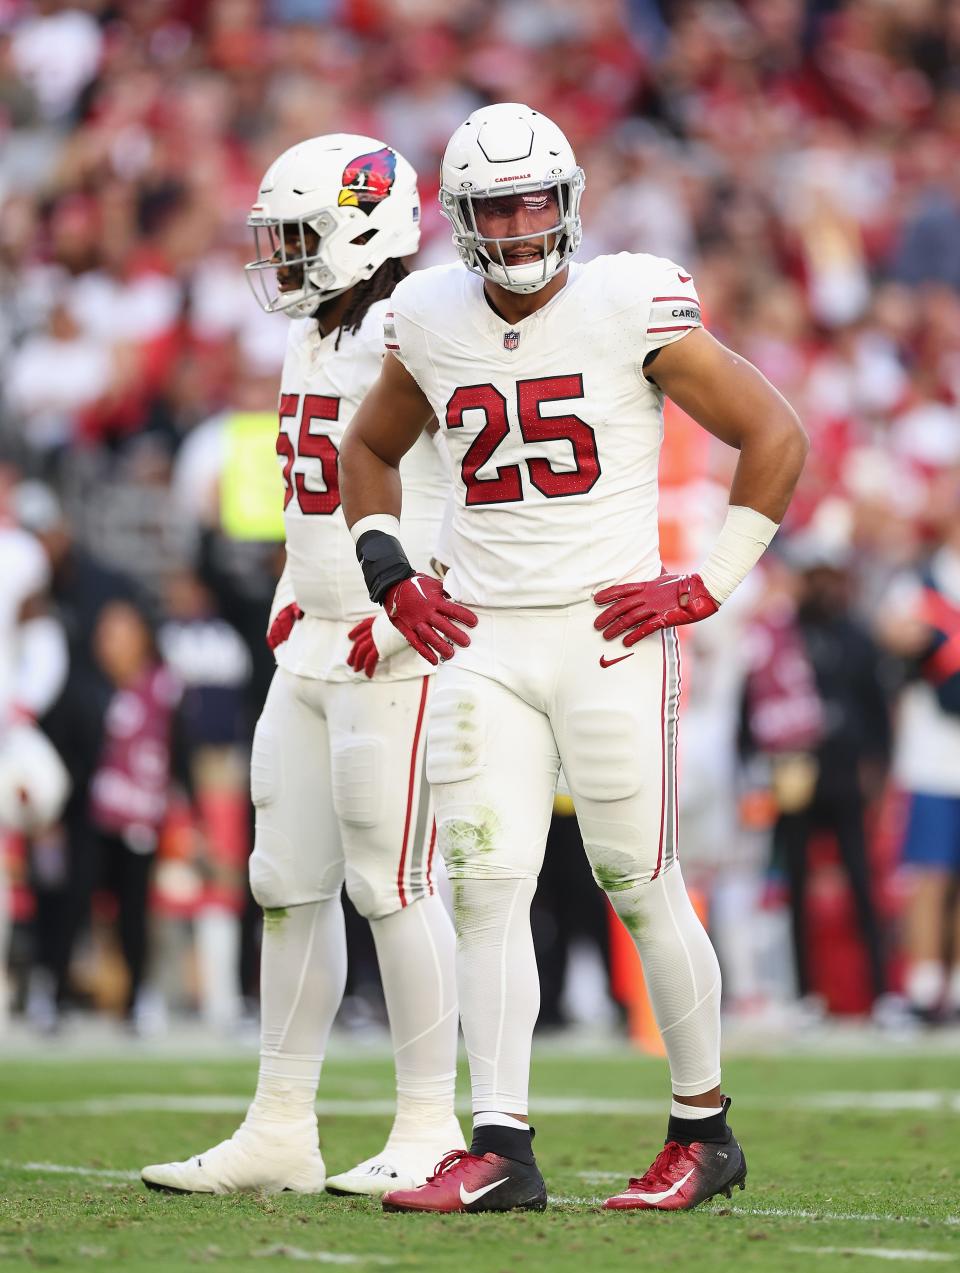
325, 1117, 467, 1197
141, 1114, 325, 1194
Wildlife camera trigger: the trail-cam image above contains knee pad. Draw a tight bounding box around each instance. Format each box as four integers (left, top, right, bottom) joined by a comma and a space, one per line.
343, 864, 396, 920
250, 711, 281, 811
248, 713, 343, 909
249, 714, 287, 907
426, 684, 485, 787
331, 737, 383, 828
435, 805, 506, 880
589, 842, 654, 896
562, 708, 642, 802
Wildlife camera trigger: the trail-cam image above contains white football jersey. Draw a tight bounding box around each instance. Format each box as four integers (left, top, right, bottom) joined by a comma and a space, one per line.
275, 298, 448, 681
387, 253, 702, 608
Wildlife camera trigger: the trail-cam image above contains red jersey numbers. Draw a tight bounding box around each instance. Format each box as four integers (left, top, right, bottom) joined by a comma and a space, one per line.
445, 384, 521, 505
445, 375, 600, 506
277, 393, 341, 516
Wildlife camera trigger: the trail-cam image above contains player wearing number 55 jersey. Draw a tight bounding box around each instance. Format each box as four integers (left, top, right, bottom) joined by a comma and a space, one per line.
340, 103, 808, 1214
142, 135, 464, 1199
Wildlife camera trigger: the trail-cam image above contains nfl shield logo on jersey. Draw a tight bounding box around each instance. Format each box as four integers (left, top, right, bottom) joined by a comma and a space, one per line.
503, 330, 521, 350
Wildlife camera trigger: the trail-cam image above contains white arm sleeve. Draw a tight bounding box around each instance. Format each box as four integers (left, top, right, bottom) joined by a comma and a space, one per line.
370, 610, 412, 660
16, 614, 69, 718
698, 505, 780, 604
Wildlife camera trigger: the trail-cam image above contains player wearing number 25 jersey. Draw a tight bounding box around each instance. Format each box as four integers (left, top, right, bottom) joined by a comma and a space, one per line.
142, 134, 464, 1200
385, 251, 703, 608
340, 103, 808, 1214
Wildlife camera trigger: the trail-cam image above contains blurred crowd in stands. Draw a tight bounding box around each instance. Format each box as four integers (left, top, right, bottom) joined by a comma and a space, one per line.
1, 0, 960, 1039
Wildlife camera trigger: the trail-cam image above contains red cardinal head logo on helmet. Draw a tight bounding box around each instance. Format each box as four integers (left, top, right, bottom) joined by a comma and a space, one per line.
339, 147, 397, 213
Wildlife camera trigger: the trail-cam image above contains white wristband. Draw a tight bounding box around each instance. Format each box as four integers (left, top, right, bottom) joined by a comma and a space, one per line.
371, 610, 412, 660
350, 513, 402, 545
698, 505, 779, 605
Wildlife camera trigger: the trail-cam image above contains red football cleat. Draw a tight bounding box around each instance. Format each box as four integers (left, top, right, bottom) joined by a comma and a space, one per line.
381, 1149, 547, 1214
603, 1132, 746, 1212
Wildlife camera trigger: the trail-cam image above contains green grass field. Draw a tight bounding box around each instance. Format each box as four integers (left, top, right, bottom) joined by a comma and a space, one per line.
1, 1041, 958, 1272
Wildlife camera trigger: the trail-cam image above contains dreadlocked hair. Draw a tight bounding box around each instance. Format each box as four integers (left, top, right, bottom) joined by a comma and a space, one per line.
333, 257, 409, 351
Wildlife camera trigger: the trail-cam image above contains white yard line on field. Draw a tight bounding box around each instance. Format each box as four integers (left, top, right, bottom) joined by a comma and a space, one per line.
6, 1091, 960, 1119
565, 1190, 960, 1227
252, 1248, 396, 1265
730, 1206, 959, 1228
2, 1160, 140, 1181
790, 1246, 956, 1262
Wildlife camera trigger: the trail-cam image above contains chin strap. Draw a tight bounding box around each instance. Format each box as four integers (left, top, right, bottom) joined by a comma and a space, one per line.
482, 249, 563, 295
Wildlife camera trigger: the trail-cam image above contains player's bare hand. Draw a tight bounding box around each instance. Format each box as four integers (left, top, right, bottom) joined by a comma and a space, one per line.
594, 573, 718, 646
267, 602, 303, 651
347, 615, 379, 678
383, 574, 478, 666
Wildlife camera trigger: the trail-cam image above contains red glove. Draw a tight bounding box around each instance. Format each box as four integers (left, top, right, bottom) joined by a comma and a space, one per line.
594, 573, 718, 647
267, 602, 303, 651
347, 616, 379, 678
383, 574, 478, 666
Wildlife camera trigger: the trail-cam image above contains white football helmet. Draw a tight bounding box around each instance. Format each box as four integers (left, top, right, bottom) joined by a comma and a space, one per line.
439, 103, 585, 295
246, 134, 421, 319
0, 721, 70, 834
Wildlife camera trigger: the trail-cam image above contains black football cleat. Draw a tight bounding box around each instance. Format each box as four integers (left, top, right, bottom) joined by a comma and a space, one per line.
604, 1098, 746, 1211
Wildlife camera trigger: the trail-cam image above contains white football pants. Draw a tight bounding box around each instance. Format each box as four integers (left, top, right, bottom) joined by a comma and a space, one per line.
250, 667, 435, 917
248, 666, 458, 1129
426, 600, 722, 1113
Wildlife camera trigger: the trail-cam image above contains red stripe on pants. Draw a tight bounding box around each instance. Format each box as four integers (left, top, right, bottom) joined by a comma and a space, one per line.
397, 676, 430, 908
651, 630, 668, 882
426, 818, 437, 894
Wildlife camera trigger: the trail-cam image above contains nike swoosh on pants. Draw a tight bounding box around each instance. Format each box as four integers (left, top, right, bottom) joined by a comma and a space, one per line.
599, 653, 634, 668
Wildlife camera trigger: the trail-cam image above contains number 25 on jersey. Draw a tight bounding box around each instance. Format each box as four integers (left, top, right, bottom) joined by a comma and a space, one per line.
445, 374, 600, 506
277, 393, 341, 515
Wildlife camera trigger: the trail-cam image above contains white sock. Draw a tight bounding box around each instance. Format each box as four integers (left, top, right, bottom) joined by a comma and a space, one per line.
250, 898, 347, 1124
906, 959, 944, 1011
369, 894, 460, 1142
474, 1112, 529, 1131
670, 1100, 723, 1120
454, 876, 539, 1116
604, 865, 722, 1095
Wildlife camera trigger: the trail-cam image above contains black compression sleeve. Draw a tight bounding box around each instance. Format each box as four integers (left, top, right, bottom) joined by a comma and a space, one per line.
356, 529, 416, 604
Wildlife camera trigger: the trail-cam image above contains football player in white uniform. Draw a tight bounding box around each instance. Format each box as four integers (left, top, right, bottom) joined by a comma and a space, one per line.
141, 135, 464, 1197
339, 104, 808, 1213
0, 511, 70, 1027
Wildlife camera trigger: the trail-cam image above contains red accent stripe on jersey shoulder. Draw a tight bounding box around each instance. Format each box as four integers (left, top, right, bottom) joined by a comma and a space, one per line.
647, 324, 698, 333
385, 343, 401, 350
651, 296, 700, 303
397, 676, 430, 908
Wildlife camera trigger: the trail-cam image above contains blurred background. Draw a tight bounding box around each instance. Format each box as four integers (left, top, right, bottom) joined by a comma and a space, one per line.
1, 0, 959, 1050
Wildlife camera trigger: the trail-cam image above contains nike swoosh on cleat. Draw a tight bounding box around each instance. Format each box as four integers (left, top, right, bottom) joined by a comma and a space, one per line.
620, 1167, 695, 1204
599, 653, 635, 668
460, 1177, 509, 1205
